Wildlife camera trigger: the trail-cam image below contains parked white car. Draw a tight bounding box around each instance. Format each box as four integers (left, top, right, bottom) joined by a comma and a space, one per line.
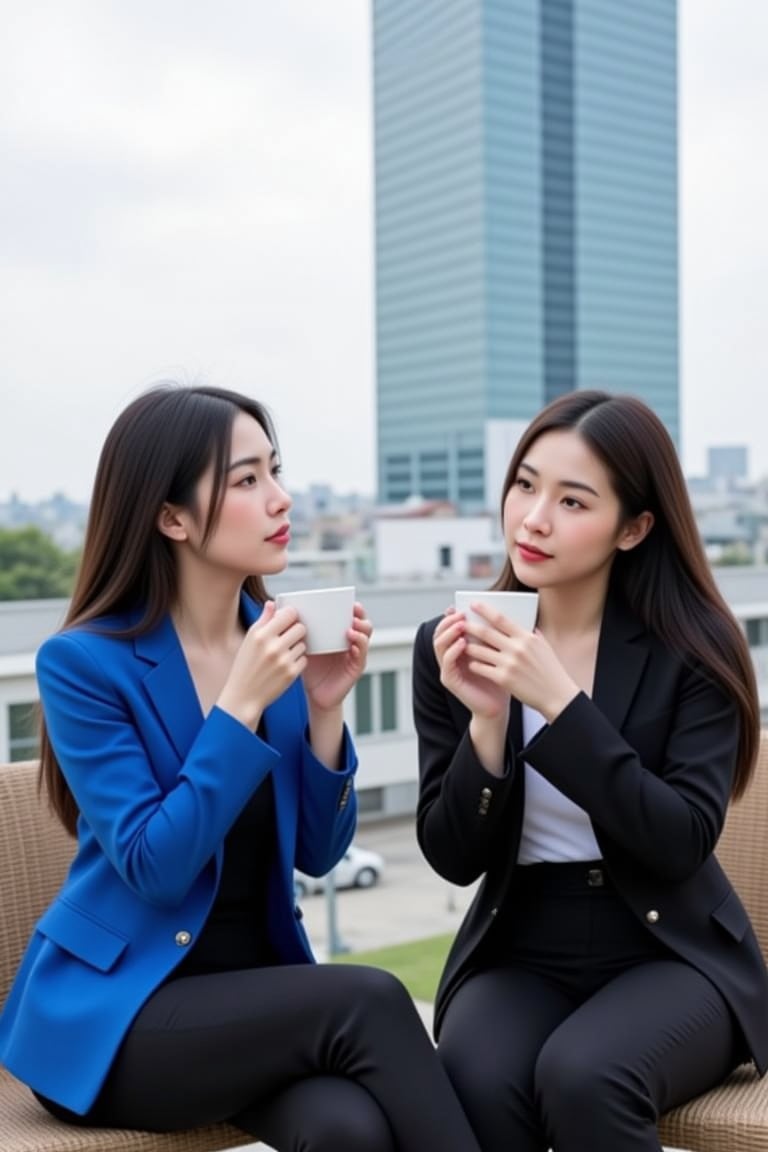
294, 845, 385, 898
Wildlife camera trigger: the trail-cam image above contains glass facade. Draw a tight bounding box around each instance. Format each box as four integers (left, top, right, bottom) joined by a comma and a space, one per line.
373, 0, 678, 511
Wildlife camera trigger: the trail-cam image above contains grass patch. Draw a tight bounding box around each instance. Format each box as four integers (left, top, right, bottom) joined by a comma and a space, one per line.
332, 933, 453, 1003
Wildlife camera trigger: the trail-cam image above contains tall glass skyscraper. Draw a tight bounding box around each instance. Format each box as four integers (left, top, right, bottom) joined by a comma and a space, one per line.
373, 0, 678, 510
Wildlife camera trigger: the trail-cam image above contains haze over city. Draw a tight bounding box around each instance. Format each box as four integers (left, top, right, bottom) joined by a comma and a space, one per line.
1, 0, 766, 503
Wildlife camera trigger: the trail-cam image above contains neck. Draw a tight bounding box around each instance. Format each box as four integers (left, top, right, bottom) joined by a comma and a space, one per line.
536, 578, 609, 641
170, 567, 245, 651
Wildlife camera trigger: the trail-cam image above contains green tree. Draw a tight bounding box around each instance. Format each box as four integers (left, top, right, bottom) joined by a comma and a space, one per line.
0, 526, 80, 600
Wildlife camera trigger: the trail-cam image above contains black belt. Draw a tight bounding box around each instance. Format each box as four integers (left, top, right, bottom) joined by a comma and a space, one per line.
512, 860, 613, 895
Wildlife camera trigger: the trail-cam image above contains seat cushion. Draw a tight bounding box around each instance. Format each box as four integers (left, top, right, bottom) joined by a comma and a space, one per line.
658, 1063, 768, 1152
0, 1067, 253, 1152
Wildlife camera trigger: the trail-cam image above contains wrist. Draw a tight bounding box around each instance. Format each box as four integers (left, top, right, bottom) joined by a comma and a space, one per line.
307, 699, 344, 720
541, 685, 580, 725
216, 688, 263, 733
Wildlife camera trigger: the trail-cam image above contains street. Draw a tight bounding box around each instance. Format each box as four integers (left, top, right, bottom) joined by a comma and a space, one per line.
299, 816, 480, 958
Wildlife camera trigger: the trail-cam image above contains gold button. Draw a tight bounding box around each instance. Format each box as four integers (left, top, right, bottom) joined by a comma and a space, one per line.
645, 910, 660, 924
175, 930, 192, 946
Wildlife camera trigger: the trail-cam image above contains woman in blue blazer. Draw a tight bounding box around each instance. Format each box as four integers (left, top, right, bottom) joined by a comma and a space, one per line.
412, 390, 768, 1152
0, 384, 481, 1152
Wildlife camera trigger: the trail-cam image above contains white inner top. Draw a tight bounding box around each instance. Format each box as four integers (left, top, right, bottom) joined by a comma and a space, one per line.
517, 704, 602, 865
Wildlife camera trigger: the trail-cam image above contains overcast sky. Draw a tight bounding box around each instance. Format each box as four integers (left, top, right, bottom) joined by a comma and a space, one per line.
1, 1, 766, 503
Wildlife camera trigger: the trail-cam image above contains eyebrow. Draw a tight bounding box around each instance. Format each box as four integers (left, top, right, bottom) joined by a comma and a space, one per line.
518, 460, 600, 498
227, 449, 278, 472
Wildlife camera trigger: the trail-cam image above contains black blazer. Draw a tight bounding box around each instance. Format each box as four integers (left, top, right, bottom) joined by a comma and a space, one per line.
412, 592, 768, 1074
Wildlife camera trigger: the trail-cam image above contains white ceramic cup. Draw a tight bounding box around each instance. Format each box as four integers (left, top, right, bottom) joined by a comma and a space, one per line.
454, 590, 539, 634
274, 586, 356, 654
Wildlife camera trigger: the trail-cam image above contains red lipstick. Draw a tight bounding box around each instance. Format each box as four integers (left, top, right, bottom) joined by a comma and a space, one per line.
516, 542, 551, 563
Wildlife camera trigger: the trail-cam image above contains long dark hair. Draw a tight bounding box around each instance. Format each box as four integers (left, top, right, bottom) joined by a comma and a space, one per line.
40, 383, 279, 833
493, 389, 759, 799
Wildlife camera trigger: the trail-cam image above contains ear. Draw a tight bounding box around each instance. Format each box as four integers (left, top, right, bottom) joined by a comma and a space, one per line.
156, 503, 189, 543
617, 510, 654, 552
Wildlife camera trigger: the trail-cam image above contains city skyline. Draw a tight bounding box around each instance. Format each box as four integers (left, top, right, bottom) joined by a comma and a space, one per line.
1, 1, 767, 503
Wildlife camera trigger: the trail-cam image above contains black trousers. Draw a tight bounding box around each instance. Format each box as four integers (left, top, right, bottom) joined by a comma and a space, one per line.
37, 963, 481, 1152
438, 861, 742, 1152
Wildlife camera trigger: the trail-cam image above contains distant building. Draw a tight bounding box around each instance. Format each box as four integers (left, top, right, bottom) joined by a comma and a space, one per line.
373, 499, 503, 582
373, 0, 679, 511
708, 445, 749, 488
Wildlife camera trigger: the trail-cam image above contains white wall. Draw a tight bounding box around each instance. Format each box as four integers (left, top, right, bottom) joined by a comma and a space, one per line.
374, 516, 499, 581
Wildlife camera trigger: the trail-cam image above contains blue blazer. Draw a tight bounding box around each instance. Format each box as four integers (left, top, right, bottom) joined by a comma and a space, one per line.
0, 595, 357, 1114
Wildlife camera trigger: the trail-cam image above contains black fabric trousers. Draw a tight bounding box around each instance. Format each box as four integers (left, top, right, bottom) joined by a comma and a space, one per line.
36, 963, 481, 1152
438, 861, 743, 1152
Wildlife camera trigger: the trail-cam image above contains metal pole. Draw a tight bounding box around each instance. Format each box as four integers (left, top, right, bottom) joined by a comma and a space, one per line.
325, 867, 350, 955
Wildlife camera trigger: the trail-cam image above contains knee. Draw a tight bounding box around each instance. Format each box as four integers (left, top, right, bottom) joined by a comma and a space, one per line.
535, 1037, 637, 1130
536, 1039, 597, 1119
291, 1077, 395, 1152
340, 964, 414, 1018
301, 1108, 394, 1152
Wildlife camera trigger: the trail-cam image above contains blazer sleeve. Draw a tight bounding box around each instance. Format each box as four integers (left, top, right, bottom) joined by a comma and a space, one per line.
294, 713, 358, 877
37, 631, 284, 908
523, 665, 739, 882
412, 618, 520, 885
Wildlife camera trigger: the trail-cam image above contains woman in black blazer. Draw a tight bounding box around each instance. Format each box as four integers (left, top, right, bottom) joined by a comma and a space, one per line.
412, 389, 768, 1152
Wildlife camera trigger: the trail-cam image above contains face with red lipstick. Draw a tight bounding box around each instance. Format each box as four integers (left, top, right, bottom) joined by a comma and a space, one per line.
170, 411, 292, 579
503, 428, 649, 594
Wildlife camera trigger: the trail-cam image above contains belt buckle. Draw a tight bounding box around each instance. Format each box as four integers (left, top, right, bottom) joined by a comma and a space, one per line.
587, 867, 605, 888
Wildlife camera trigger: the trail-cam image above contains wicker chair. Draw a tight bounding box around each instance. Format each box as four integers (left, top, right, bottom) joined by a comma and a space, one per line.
0, 761, 254, 1152
657, 731, 768, 1152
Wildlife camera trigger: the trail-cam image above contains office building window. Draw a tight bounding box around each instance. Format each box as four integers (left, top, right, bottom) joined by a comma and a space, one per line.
355, 675, 373, 736
354, 671, 399, 736
9, 702, 39, 763
380, 671, 397, 732
745, 618, 768, 647
357, 787, 384, 815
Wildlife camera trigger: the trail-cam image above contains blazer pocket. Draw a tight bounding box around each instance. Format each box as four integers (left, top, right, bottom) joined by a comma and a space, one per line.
710, 889, 748, 943
37, 899, 129, 972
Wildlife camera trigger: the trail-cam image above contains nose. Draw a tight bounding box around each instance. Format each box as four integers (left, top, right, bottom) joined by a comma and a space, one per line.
269, 477, 292, 513
522, 497, 551, 535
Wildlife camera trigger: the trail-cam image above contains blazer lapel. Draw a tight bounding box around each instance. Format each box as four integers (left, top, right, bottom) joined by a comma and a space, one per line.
135, 616, 203, 763
592, 591, 650, 732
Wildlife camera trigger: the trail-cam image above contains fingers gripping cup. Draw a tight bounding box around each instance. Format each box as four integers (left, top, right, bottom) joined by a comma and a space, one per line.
275, 586, 356, 654
454, 590, 539, 636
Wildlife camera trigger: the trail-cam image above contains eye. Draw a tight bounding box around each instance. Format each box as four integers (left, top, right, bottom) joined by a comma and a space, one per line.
562, 496, 585, 510
515, 476, 534, 492
271, 463, 283, 478
236, 473, 258, 488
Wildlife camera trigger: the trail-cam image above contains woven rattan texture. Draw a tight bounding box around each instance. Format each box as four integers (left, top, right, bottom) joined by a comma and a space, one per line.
658, 733, 768, 1151
0, 761, 252, 1151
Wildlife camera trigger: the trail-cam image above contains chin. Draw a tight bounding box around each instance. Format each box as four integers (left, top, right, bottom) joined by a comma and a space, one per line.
511, 565, 545, 593
261, 553, 289, 575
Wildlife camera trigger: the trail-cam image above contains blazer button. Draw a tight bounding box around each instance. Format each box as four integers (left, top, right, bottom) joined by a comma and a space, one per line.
339, 780, 352, 810
175, 930, 192, 946
645, 910, 660, 924
480, 787, 492, 799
